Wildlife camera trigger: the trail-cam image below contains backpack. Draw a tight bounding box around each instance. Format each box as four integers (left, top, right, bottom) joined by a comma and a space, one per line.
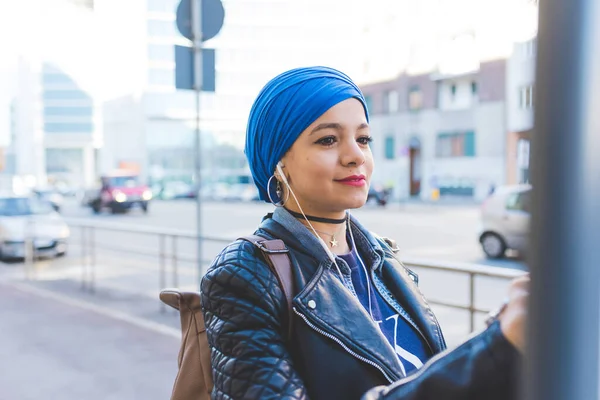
159, 235, 294, 400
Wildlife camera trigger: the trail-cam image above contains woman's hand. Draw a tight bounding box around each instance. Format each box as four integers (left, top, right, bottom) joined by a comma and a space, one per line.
498, 274, 530, 352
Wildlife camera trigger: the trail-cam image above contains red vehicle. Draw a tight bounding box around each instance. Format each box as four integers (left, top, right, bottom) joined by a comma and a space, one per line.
89, 171, 152, 214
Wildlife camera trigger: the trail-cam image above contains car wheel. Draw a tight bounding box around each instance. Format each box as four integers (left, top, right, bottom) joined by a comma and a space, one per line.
481, 233, 507, 259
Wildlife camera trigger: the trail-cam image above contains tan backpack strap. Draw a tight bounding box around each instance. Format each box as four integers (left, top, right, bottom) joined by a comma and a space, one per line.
239, 235, 294, 340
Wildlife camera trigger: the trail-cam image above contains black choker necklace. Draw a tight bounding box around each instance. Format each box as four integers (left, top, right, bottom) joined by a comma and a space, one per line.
285, 208, 347, 224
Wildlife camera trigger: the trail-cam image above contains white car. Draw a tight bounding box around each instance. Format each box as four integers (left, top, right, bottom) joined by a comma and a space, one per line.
0, 195, 70, 260
479, 184, 531, 258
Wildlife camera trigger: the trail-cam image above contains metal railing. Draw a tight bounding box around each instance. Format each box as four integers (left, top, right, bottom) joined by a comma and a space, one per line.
27, 219, 524, 331
401, 258, 523, 331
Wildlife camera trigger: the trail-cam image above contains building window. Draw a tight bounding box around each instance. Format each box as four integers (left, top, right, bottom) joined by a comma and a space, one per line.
436, 131, 476, 157
388, 90, 399, 113
46, 148, 84, 174
43, 74, 75, 85
148, 68, 174, 87
408, 86, 423, 110
148, 19, 176, 37
384, 136, 395, 160
43, 90, 91, 101
148, 44, 174, 61
44, 106, 93, 117
45, 122, 94, 134
519, 85, 534, 109
383, 90, 398, 113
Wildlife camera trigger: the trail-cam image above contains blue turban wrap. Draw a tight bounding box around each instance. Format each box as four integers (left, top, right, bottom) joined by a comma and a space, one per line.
245, 66, 370, 202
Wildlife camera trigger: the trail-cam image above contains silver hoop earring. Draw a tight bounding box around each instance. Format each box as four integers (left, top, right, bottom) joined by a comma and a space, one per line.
266, 174, 289, 207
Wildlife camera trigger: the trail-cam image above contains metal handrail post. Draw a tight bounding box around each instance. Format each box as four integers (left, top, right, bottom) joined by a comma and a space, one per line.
468, 273, 475, 332
90, 227, 96, 293
172, 235, 178, 288
159, 234, 166, 313
81, 226, 87, 291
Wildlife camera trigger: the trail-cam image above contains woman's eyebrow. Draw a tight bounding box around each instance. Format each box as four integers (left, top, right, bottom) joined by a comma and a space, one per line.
309, 122, 369, 136
309, 122, 343, 136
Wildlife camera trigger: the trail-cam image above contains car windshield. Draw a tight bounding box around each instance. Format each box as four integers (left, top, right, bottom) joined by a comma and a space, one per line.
108, 176, 139, 187
0, 197, 54, 216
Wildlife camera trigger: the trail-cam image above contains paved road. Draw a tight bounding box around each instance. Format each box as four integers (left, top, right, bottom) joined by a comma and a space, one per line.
59, 198, 527, 270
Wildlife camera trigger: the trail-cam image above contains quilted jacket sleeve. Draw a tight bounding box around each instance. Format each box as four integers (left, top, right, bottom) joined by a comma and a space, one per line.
361, 321, 521, 400
201, 240, 308, 400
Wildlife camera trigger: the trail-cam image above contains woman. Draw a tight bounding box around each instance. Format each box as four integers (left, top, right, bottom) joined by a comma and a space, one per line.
201, 66, 527, 400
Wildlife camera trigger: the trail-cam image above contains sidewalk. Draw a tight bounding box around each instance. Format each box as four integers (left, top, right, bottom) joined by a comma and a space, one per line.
0, 279, 180, 400
0, 256, 513, 399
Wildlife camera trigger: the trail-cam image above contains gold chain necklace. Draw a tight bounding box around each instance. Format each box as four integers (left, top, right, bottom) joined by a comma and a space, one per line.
309, 224, 346, 248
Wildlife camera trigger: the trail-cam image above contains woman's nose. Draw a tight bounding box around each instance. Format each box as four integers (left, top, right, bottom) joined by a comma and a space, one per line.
340, 140, 366, 167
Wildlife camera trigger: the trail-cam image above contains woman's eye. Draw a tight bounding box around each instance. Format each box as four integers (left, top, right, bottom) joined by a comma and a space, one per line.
358, 136, 374, 145
315, 136, 337, 146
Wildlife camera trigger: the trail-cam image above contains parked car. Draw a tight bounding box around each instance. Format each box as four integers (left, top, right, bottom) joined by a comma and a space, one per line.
0, 194, 70, 260
32, 187, 64, 212
87, 170, 153, 214
479, 184, 531, 258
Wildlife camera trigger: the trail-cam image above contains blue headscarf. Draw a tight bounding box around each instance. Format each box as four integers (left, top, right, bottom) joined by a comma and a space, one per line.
245, 66, 370, 202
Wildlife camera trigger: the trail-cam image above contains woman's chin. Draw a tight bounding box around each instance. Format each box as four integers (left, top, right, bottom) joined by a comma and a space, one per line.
341, 195, 368, 210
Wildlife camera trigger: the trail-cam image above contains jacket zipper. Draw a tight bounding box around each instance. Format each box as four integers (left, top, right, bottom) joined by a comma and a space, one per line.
293, 307, 396, 384
371, 271, 436, 355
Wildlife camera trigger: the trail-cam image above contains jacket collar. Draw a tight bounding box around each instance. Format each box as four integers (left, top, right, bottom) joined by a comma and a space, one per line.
268, 207, 386, 273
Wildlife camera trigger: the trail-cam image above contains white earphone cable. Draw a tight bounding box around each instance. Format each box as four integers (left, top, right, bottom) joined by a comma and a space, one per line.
276, 163, 346, 283
347, 212, 375, 321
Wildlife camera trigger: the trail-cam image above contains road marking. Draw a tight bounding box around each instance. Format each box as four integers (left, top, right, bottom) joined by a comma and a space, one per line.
4, 281, 181, 339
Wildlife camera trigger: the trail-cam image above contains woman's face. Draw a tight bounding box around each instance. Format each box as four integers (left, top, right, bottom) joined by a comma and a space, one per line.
280, 98, 374, 215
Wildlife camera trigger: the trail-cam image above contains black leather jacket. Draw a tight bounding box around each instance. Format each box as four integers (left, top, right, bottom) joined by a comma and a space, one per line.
201, 208, 521, 400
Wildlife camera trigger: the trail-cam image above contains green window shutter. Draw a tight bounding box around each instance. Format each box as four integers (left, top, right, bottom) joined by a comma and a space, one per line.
464, 131, 476, 156
384, 136, 395, 160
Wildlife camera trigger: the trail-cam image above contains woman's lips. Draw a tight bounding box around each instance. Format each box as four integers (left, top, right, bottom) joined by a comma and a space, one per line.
335, 176, 367, 187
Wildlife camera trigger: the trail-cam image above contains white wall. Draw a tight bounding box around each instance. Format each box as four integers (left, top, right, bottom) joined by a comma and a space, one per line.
370, 102, 506, 202
506, 40, 536, 133
437, 78, 478, 111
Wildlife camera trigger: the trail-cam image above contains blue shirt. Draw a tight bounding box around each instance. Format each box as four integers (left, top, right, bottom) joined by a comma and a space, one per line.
338, 250, 431, 375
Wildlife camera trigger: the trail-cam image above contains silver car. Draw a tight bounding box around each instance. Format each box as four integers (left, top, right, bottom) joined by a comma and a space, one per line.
0, 195, 70, 260
479, 184, 531, 258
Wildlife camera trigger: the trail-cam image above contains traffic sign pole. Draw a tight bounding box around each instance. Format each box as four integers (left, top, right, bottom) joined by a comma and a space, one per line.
192, 0, 203, 288
175, 0, 223, 288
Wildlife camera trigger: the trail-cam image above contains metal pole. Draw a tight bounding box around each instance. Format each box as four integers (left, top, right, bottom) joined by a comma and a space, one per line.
192, 0, 204, 289
526, 0, 600, 398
